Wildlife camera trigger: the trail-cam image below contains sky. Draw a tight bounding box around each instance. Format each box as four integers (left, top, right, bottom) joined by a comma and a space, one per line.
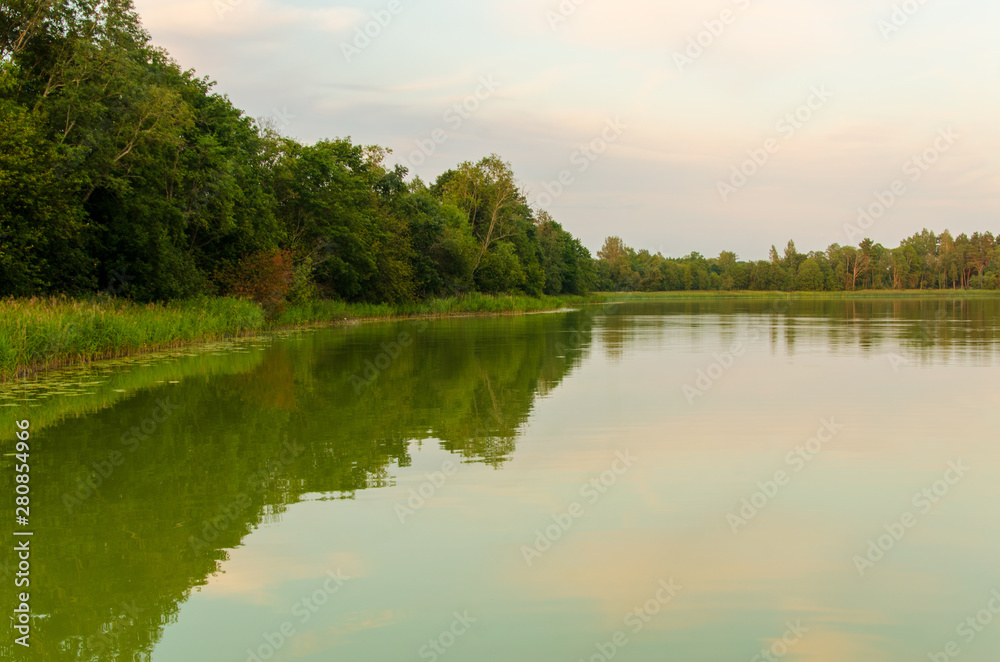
132, 0, 1000, 260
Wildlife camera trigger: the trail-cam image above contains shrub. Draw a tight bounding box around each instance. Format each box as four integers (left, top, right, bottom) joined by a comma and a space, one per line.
215, 250, 295, 319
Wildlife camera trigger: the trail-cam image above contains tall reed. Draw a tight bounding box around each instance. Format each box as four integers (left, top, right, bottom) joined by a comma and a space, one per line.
0, 294, 601, 380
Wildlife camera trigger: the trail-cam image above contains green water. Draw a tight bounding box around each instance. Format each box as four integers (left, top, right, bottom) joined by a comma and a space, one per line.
2, 298, 1000, 661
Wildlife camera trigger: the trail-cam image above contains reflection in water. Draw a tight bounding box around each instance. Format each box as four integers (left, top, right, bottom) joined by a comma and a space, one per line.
603, 298, 1000, 364
0, 311, 594, 660
1, 298, 998, 661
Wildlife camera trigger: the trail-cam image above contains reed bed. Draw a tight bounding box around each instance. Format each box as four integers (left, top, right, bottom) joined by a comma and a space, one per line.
0, 294, 602, 381
0, 296, 265, 381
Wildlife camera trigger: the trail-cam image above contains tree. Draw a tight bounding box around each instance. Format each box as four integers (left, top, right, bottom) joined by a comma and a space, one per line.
444, 155, 520, 275
0, 0, 54, 61
0, 92, 92, 293
475, 241, 525, 293
969, 232, 995, 287
797, 258, 824, 291
717, 251, 737, 270
597, 236, 638, 291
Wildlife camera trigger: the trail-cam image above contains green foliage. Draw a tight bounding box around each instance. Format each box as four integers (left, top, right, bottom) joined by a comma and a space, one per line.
214, 249, 296, 320
10, 2, 995, 308
796, 258, 825, 291
475, 242, 526, 294
0, 2, 595, 305
0, 62, 93, 294
594, 231, 1000, 293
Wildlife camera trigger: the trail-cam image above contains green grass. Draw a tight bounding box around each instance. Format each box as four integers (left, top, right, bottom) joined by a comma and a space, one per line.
0, 293, 602, 381
0, 296, 266, 381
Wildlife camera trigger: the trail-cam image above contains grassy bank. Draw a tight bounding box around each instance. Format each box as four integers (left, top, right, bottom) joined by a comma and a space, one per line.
0, 293, 603, 381
6, 290, 995, 380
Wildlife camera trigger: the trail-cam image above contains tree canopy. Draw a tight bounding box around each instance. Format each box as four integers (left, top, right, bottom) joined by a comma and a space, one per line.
2, 2, 995, 302
0, 1, 594, 302
593, 231, 999, 292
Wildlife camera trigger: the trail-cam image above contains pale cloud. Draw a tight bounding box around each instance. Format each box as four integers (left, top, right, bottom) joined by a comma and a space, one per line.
387, 69, 489, 94
132, 0, 1000, 259
285, 611, 395, 657
136, 0, 364, 37
199, 544, 367, 606
497, 0, 864, 59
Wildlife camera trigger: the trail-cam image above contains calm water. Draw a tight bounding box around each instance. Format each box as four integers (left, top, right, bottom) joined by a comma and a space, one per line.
3, 298, 1000, 661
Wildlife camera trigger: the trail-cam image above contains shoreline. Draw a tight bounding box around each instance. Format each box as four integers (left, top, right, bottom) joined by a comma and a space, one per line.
0, 294, 604, 382
3, 290, 997, 382
600, 290, 1000, 300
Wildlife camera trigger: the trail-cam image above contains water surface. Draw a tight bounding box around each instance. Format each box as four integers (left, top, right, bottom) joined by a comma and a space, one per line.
3, 298, 999, 661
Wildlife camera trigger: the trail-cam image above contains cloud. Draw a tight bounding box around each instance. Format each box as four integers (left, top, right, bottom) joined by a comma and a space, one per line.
136, 0, 364, 38
200, 546, 367, 606
132, 0, 1000, 259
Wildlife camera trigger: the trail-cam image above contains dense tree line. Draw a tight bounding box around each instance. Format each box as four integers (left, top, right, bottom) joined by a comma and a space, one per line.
596, 230, 1000, 292
0, 0, 594, 303
4, 3, 996, 304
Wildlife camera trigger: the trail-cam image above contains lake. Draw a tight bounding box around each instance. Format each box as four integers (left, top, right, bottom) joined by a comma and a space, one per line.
3, 297, 999, 661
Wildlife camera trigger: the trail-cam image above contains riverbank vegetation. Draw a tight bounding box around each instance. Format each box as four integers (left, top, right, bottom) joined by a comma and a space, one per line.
5, 2, 997, 316
0, 293, 600, 381
3, 2, 999, 382
596, 232, 999, 293
1, 2, 593, 308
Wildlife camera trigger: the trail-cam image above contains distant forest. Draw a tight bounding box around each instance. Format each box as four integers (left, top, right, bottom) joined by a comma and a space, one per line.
596, 231, 999, 293
1, 2, 997, 304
